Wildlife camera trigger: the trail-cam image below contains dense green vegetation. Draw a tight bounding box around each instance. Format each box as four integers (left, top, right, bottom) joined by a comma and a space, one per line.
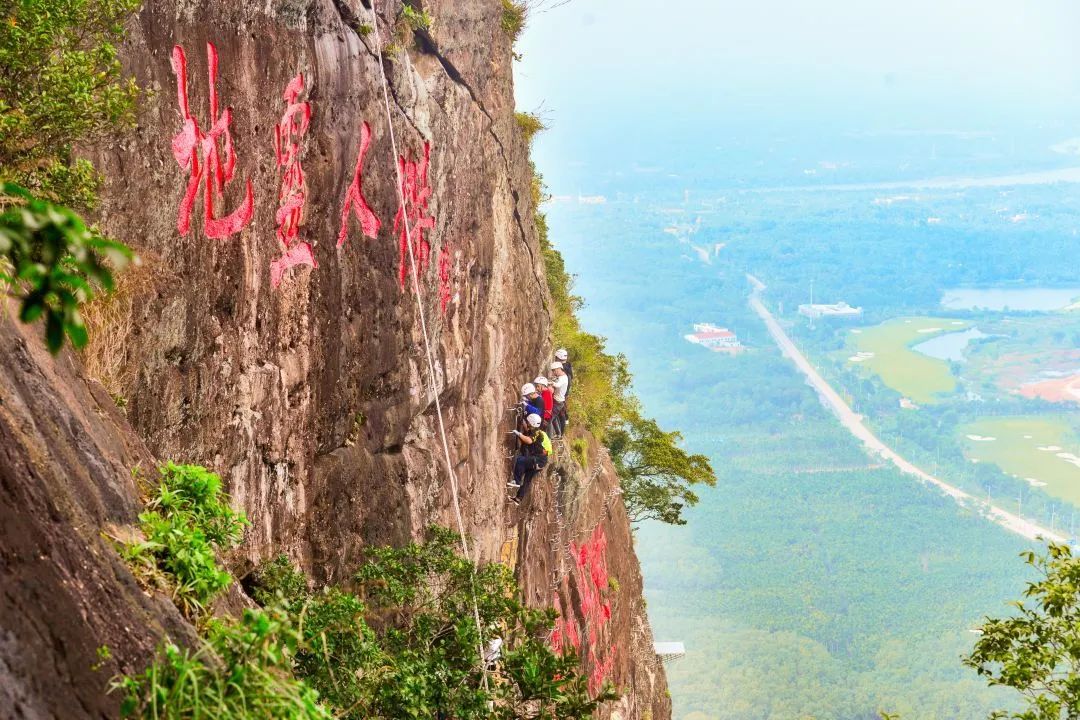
116, 466, 609, 719
121, 463, 248, 616
0, 0, 140, 208
115, 608, 330, 720
251, 530, 615, 719
0, 0, 140, 352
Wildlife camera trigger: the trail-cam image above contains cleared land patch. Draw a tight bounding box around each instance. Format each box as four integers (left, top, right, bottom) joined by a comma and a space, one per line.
960, 416, 1080, 506
845, 317, 970, 404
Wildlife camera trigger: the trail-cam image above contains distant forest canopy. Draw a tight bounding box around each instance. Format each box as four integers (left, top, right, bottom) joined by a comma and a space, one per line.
538, 167, 1080, 717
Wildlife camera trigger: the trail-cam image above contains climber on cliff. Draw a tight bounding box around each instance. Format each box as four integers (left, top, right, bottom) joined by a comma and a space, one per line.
554, 348, 573, 397
549, 362, 569, 438
520, 383, 545, 425
508, 413, 551, 504
533, 375, 554, 429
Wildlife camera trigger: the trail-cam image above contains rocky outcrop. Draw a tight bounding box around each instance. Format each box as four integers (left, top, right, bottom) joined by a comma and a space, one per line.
0, 314, 193, 719
0, 0, 668, 717
510, 435, 672, 720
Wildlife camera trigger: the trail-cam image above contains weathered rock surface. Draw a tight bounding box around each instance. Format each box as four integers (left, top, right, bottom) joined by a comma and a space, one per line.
0, 0, 669, 717
0, 314, 194, 719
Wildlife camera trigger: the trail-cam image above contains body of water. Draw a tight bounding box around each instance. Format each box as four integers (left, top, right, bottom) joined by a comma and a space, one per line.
942, 288, 1080, 311
913, 328, 989, 362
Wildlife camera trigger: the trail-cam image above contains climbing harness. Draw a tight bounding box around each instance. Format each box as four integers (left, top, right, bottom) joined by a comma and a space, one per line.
366, 0, 490, 692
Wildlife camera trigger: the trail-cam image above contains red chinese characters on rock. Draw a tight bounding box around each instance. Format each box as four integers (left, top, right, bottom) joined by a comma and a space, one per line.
393, 143, 436, 290
169, 43, 254, 239
552, 526, 618, 695
337, 121, 382, 250
270, 73, 315, 288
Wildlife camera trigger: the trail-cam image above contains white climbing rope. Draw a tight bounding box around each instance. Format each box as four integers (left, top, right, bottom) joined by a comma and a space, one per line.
365, 0, 491, 692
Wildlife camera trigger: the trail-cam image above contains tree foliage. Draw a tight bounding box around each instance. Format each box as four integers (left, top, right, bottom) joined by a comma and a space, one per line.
0, 183, 132, 352
253, 527, 616, 720
0, 0, 140, 208
606, 404, 716, 525
966, 543, 1080, 720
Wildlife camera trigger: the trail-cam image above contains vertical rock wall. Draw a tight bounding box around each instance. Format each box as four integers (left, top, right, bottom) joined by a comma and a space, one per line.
93, 0, 543, 575
0, 0, 670, 717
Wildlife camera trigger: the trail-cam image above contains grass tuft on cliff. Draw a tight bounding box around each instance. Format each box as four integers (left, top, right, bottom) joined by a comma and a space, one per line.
501, 0, 528, 42
120, 463, 248, 616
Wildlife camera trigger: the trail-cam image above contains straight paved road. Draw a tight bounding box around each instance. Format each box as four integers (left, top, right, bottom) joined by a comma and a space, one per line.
747, 275, 1064, 544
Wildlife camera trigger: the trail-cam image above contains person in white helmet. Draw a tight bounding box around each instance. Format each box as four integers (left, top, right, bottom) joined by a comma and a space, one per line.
508, 413, 552, 504
520, 382, 544, 421
554, 348, 573, 397
549, 362, 569, 438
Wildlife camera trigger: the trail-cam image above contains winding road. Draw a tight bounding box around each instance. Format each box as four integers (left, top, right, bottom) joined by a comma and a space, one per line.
747, 274, 1065, 544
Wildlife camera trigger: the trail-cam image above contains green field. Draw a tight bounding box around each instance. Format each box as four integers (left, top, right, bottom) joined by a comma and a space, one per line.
960, 416, 1080, 507
845, 317, 970, 404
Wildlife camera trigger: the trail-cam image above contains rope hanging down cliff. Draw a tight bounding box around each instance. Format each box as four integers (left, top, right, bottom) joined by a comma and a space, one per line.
365, 0, 491, 692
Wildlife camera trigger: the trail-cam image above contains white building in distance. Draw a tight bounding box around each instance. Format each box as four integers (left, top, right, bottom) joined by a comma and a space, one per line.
684, 323, 743, 353
798, 302, 863, 320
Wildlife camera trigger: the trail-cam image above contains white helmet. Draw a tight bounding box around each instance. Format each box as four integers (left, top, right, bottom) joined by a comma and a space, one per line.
550, 361, 563, 371
526, 413, 542, 428
521, 383, 537, 396
555, 348, 568, 361
533, 375, 550, 386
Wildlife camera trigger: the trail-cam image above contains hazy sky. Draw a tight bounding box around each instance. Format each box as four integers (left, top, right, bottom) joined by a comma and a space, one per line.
516, 0, 1080, 128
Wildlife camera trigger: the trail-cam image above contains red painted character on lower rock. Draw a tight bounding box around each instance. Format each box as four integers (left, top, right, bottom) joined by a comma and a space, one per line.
551, 526, 618, 695
169, 43, 254, 240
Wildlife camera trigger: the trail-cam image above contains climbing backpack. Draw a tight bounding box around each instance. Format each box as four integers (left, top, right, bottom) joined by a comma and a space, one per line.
539, 430, 552, 457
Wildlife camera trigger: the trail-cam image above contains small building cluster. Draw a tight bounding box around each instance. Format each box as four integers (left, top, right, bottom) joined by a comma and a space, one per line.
798, 301, 863, 320
684, 323, 744, 354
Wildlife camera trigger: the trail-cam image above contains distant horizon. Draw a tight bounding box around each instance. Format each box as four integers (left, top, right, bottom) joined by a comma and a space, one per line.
516, 1, 1080, 193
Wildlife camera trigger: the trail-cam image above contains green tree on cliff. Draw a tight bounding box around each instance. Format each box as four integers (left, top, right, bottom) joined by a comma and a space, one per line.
0, 0, 140, 208
0, 0, 140, 351
606, 403, 716, 525
966, 543, 1080, 720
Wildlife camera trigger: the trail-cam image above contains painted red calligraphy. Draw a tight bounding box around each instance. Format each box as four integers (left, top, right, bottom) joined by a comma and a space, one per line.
270, 73, 315, 287
337, 121, 382, 249
393, 143, 435, 290
555, 526, 616, 695
169, 43, 254, 239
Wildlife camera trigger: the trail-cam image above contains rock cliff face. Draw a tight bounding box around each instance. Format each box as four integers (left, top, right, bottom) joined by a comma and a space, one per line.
0, 1, 669, 717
